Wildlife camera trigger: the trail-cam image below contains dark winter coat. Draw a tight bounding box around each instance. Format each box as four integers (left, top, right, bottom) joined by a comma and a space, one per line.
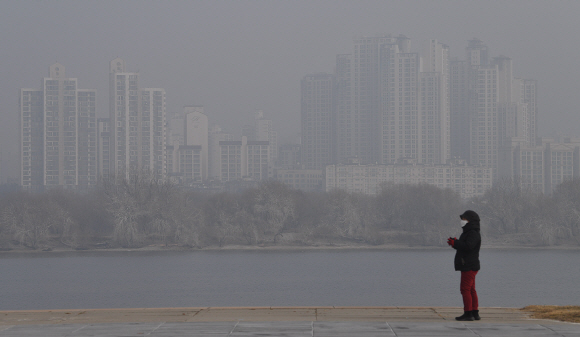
453, 221, 481, 271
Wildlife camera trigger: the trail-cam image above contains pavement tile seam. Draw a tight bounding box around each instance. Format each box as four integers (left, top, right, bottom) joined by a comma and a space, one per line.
541, 321, 580, 327
227, 320, 240, 336
385, 321, 397, 336
145, 321, 166, 336
464, 324, 483, 337
541, 324, 580, 337
69, 324, 88, 334
1, 321, 580, 336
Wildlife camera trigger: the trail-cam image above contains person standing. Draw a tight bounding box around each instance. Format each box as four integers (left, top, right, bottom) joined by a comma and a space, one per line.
447, 210, 481, 321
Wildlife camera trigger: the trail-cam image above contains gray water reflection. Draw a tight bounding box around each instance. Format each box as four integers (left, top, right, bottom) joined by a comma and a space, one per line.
0, 249, 578, 310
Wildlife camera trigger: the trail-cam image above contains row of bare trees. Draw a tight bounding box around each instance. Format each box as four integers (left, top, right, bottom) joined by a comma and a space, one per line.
1, 176, 580, 250
474, 178, 580, 245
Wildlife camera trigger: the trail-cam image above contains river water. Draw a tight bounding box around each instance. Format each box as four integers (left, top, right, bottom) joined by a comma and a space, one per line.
0, 248, 578, 310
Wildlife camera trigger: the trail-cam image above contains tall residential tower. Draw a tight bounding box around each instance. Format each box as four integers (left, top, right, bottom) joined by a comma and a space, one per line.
20, 63, 97, 191
301, 73, 335, 169
334, 35, 451, 166
109, 58, 166, 179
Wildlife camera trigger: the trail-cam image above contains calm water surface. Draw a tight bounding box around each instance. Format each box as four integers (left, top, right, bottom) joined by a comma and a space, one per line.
0, 248, 578, 310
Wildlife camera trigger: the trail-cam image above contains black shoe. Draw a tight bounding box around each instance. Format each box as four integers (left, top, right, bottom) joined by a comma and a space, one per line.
472, 310, 480, 320
455, 311, 474, 321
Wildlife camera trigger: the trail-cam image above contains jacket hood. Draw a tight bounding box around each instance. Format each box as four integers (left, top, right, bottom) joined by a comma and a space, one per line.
460, 210, 480, 223
463, 221, 480, 232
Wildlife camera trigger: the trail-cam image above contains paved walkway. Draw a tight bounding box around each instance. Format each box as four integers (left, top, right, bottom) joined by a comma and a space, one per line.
0, 307, 578, 336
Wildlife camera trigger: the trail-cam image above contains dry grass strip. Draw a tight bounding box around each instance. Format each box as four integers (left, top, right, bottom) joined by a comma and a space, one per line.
524, 305, 580, 323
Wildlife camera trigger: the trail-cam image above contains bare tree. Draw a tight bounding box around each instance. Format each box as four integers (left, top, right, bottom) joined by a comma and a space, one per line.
475, 178, 539, 235
1, 193, 72, 249
551, 179, 580, 244
171, 192, 205, 248
253, 181, 295, 243
322, 190, 364, 242
203, 193, 242, 247
100, 169, 178, 248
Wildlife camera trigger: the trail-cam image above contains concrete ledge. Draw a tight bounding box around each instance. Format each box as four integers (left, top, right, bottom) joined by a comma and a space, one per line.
0, 307, 542, 326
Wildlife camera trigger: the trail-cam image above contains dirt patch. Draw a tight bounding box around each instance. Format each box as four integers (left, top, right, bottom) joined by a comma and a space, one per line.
524, 305, 580, 323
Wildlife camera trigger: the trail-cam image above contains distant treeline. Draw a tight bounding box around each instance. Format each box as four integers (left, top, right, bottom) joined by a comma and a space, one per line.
0, 174, 579, 251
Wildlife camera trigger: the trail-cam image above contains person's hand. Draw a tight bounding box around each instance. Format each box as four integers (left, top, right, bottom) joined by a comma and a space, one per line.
447, 237, 457, 247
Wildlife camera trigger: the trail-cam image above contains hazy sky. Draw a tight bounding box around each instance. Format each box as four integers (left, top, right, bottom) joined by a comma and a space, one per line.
1, 0, 579, 181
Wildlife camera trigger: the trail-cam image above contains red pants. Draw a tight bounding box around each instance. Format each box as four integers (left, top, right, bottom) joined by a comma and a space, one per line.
460, 270, 479, 311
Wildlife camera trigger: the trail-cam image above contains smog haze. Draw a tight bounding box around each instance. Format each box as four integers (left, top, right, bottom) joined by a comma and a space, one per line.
1, 0, 579, 180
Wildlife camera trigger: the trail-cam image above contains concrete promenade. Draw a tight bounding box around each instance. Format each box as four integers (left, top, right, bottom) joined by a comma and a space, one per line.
0, 307, 579, 336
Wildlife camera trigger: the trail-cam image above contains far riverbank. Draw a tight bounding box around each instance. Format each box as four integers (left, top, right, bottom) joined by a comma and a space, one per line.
2, 240, 580, 254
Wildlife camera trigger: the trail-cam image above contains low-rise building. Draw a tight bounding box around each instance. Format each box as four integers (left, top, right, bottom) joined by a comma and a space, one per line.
277, 144, 301, 169
219, 136, 270, 182
326, 160, 493, 199
499, 137, 580, 194
166, 144, 202, 185
275, 168, 324, 191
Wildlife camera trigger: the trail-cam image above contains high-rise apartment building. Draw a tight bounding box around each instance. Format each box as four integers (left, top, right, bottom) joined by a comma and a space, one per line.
19, 63, 97, 191
241, 110, 277, 177
451, 40, 537, 173
166, 111, 185, 146
333, 35, 450, 166
298, 35, 544, 195
184, 106, 208, 180
419, 71, 449, 164
76, 89, 97, 188
381, 44, 422, 164
495, 56, 530, 149
20, 89, 44, 190
335, 54, 353, 163
518, 79, 538, 145
449, 58, 470, 160
208, 124, 233, 180
420, 39, 450, 165
466, 44, 499, 168
164, 106, 208, 185
253, 110, 277, 163
449, 39, 492, 165
351, 36, 403, 164
109, 58, 166, 179
301, 73, 335, 169
97, 118, 110, 178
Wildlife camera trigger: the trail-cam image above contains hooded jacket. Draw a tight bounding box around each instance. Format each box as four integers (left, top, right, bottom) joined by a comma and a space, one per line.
453, 221, 481, 271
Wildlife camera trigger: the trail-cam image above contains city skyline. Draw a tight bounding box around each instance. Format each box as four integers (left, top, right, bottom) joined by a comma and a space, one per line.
3, 1, 580, 182
301, 37, 535, 168
1, 41, 553, 174
18, 61, 279, 190
17, 35, 571, 197
297, 35, 563, 198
